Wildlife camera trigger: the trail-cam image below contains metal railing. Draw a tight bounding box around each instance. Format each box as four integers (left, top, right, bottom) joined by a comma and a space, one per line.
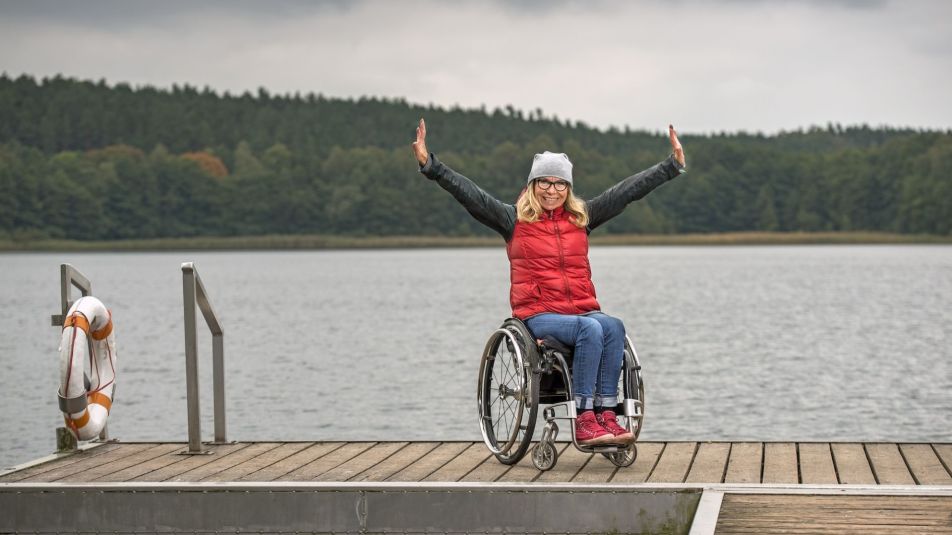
51, 264, 108, 447
181, 262, 226, 454
51, 264, 91, 326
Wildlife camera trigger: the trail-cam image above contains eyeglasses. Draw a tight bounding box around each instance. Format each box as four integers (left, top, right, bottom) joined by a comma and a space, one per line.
535, 179, 569, 192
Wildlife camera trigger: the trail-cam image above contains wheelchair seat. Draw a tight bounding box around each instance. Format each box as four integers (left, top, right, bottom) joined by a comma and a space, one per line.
539, 335, 574, 358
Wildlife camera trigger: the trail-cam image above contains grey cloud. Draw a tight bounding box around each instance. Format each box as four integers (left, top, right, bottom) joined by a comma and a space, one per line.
1, 0, 949, 133
0, 0, 355, 29
713, 0, 887, 7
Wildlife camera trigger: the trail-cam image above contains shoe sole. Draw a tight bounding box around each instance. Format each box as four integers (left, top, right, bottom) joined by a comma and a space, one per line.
607, 433, 635, 445
577, 434, 618, 447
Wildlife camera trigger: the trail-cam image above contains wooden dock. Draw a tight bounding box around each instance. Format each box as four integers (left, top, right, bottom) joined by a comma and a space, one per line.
4, 441, 950, 485
2, 440, 951, 533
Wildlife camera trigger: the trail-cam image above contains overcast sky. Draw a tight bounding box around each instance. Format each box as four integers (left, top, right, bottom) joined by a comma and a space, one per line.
1, 0, 950, 134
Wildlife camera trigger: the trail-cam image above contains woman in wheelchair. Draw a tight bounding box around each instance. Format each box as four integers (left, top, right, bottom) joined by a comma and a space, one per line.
412, 118, 686, 450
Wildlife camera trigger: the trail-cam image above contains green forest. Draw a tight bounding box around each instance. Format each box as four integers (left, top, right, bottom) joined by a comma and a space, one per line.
2, 73, 950, 242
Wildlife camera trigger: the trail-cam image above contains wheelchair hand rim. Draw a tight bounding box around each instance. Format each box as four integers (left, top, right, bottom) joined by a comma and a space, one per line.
477, 327, 528, 455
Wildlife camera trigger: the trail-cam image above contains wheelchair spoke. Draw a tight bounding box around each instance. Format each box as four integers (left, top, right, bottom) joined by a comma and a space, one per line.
489, 396, 499, 416
490, 350, 522, 446
495, 401, 509, 439
498, 391, 513, 426
498, 348, 516, 388
500, 409, 512, 441
496, 359, 507, 390
502, 394, 517, 424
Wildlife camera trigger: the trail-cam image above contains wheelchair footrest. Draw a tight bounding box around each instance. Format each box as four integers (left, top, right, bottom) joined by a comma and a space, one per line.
586, 445, 626, 453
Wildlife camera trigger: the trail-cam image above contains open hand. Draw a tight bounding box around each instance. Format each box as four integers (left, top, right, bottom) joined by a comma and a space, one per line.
669, 124, 685, 167
411, 118, 428, 166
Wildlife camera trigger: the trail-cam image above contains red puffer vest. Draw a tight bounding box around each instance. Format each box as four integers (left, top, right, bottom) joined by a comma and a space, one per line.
506, 206, 600, 319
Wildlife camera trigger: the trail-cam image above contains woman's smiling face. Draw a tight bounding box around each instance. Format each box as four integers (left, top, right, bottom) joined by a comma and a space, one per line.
533, 177, 569, 211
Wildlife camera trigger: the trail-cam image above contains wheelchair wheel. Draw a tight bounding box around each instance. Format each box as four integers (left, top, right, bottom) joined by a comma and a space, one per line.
477, 319, 539, 465
532, 440, 558, 471
605, 444, 637, 468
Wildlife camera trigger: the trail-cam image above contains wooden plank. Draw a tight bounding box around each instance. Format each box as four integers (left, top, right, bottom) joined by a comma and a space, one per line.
314, 442, 408, 482
716, 495, 952, 534
131, 442, 247, 482
610, 442, 664, 483
352, 442, 439, 482
423, 443, 491, 482
535, 444, 592, 483
572, 449, 619, 483
0, 443, 125, 482
278, 442, 375, 481
239, 442, 343, 481
933, 444, 952, 479
386, 442, 469, 482
720, 494, 952, 512
496, 443, 571, 483
57, 444, 182, 482
762, 443, 798, 484
647, 442, 696, 483
460, 449, 515, 483
900, 443, 952, 485
865, 443, 915, 485
685, 442, 730, 483
798, 443, 837, 484
17, 443, 153, 482
203, 442, 311, 482
93, 444, 190, 482
169, 443, 282, 482
831, 443, 875, 484
725, 443, 762, 484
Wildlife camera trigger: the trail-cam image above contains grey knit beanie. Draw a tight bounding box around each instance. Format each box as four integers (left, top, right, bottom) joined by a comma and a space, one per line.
527, 151, 573, 185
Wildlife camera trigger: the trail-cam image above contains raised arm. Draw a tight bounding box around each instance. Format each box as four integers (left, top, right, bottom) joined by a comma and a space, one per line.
411, 118, 430, 166
586, 125, 686, 231
412, 119, 516, 240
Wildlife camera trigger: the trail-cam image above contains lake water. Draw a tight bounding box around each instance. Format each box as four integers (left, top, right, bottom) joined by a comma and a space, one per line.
1, 246, 950, 469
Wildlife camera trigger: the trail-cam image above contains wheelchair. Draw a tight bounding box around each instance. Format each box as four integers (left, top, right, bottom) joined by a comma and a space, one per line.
477, 318, 645, 471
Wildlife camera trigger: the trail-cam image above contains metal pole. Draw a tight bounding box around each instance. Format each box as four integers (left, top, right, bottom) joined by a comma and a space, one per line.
181, 263, 203, 454
53, 264, 92, 326
212, 333, 226, 443
194, 266, 225, 444
59, 264, 73, 316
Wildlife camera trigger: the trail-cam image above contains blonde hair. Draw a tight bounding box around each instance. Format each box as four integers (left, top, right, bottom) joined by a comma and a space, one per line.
516, 183, 589, 228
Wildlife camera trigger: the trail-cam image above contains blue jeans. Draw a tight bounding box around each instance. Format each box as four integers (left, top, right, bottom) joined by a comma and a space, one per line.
525, 312, 626, 410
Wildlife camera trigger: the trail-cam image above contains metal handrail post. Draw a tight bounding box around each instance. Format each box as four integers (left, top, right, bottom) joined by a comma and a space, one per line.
194, 269, 226, 443
182, 265, 202, 453
51, 264, 92, 326
181, 262, 226, 454
213, 334, 225, 442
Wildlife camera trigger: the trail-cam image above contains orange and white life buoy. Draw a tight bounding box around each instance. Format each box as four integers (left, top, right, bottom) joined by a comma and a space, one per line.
58, 296, 117, 440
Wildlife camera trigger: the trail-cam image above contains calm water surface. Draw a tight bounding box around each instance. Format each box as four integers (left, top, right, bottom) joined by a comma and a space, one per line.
1, 246, 950, 468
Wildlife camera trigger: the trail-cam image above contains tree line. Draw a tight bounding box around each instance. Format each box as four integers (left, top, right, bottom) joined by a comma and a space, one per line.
1, 73, 950, 241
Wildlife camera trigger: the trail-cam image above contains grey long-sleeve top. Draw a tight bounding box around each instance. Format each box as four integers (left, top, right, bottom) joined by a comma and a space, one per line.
420, 154, 685, 242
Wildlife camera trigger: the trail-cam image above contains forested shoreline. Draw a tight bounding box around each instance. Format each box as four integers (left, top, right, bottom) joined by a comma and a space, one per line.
2, 74, 950, 243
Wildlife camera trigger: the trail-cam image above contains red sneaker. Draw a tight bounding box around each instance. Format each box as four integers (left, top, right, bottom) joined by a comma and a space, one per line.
575, 410, 615, 446
596, 410, 635, 444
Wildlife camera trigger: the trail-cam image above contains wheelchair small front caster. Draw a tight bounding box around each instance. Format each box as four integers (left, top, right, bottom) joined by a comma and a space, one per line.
603, 444, 637, 468
532, 440, 558, 471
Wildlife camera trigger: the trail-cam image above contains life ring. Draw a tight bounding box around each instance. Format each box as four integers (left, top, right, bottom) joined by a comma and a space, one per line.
58, 296, 117, 440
